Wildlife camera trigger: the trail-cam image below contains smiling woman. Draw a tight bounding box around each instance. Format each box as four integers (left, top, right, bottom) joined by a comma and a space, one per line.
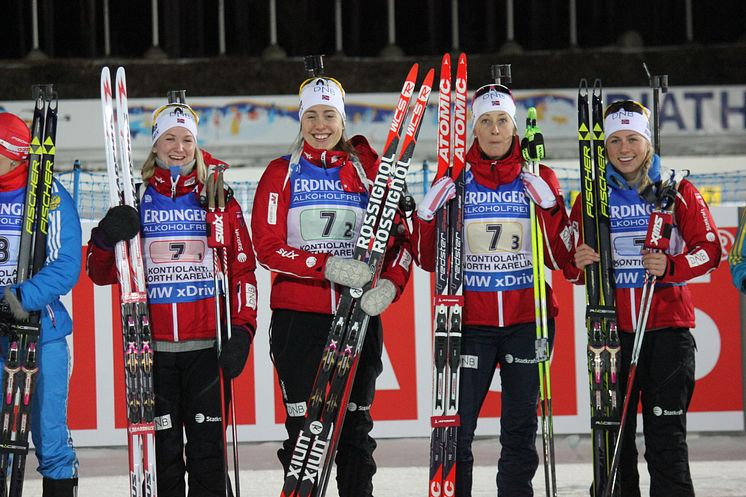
85, 99, 259, 496
251, 65, 414, 497
565, 98, 723, 497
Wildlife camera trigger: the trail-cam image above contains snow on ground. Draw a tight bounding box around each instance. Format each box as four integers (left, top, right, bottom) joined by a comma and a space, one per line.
18, 460, 746, 496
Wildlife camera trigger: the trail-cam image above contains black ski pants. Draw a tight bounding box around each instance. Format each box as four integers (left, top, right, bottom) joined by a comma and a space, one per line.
270, 309, 383, 497
455, 320, 555, 497
154, 348, 231, 497
617, 327, 696, 497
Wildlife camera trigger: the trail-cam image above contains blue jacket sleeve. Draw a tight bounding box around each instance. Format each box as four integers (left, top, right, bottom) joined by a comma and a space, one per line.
15, 180, 82, 310
730, 209, 746, 294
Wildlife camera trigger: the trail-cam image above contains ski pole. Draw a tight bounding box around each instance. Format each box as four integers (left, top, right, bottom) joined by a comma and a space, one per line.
207, 166, 241, 496
642, 63, 668, 157
217, 171, 242, 497
523, 106, 557, 497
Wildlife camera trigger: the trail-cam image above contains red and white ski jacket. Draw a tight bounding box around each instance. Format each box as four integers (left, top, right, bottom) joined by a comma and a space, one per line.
251, 136, 413, 315
413, 138, 573, 328
564, 176, 721, 333
86, 166, 258, 343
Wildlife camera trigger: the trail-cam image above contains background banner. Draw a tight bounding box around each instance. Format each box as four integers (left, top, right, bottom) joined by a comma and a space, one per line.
64, 207, 742, 447
2, 85, 745, 167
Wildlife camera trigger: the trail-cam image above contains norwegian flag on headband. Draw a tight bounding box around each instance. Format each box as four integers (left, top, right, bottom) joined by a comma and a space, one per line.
177, 118, 185, 123
622, 119, 630, 124
322, 95, 330, 101
492, 100, 501, 106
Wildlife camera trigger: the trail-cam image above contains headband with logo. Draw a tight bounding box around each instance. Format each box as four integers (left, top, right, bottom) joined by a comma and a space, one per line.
471, 85, 517, 130
151, 104, 199, 145
298, 78, 346, 122
604, 108, 652, 143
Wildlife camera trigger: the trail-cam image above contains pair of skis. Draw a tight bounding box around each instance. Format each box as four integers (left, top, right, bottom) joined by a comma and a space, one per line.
205, 168, 242, 497
0, 85, 57, 497
280, 63, 434, 497
427, 52, 466, 497
522, 107, 558, 497
577, 79, 621, 497
100, 66, 158, 497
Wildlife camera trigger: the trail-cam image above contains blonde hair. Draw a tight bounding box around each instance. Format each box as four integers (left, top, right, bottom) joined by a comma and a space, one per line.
141, 144, 208, 184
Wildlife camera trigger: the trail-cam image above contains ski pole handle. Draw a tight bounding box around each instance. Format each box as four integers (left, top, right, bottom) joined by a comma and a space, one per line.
304, 54, 325, 77
643, 62, 669, 157
643, 211, 673, 251
521, 107, 545, 162
167, 90, 187, 104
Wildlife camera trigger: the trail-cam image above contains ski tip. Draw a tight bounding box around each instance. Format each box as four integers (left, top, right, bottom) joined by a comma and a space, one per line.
100, 69, 112, 98
578, 78, 589, 93
458, 52, 467, 65
441, 53, 451, 65
592, 78, 603, 92
422, 67, 436, 87
406, 63, 419, 80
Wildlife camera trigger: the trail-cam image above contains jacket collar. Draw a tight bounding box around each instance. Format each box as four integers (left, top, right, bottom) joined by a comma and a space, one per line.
467, 136, 523, 189
149, 166, 201, 199
301, 141, 349, 169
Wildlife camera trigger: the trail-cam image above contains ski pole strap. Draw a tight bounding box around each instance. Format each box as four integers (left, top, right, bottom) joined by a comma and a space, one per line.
521, 107, 545, 162
644, 211, 673, 251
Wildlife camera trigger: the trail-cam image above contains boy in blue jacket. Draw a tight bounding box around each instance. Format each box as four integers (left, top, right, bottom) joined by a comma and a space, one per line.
0, 112, 80, 497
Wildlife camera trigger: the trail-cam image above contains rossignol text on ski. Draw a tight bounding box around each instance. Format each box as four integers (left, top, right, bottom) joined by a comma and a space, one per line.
280, 63, 434, 497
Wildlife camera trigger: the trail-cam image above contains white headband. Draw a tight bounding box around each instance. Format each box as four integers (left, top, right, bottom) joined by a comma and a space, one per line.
151, 104, 199, 145
471, 86, 517, 129
298, 78, 346, 122
604, 109, 651, 143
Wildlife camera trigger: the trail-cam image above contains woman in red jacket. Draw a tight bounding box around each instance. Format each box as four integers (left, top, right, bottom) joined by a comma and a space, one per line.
414, 84, 572, 497
87, 102, 257, 497
251, 75, 412, 497
566, 100, 720, 497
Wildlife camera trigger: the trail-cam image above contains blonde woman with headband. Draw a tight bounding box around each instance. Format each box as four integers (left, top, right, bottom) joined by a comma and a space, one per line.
565, 100, 721, 497
87, 102, 258, 496
251, 74, 413, 497
412, 83, 572, 497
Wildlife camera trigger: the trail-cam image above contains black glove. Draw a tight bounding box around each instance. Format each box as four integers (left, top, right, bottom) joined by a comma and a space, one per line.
97, 205, 140, 247
3, 287, 28, 321
219, 324, 253, 379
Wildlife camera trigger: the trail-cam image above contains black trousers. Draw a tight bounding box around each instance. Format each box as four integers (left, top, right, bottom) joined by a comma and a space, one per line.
618, 328, 696, 497
154, 348, 230, 497
456, 320, 555, 497
270, 309, 383, 497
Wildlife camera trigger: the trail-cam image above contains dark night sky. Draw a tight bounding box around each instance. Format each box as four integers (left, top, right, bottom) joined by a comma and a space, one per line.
1, 0, 745, 59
